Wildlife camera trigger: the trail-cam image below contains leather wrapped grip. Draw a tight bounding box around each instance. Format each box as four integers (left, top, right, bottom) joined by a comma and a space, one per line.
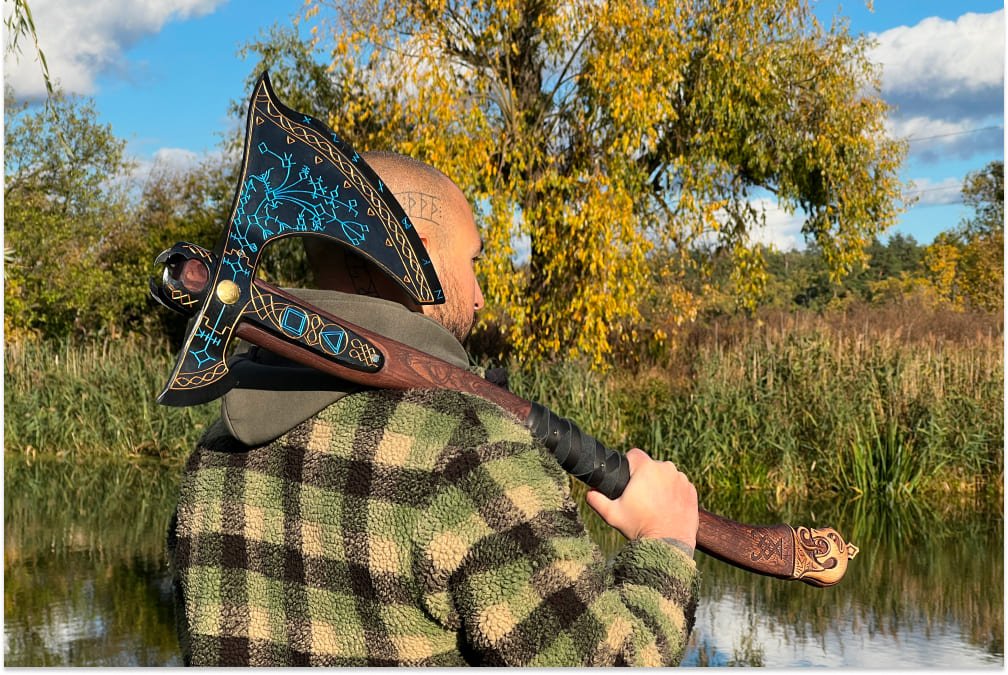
524, 401, 630, 499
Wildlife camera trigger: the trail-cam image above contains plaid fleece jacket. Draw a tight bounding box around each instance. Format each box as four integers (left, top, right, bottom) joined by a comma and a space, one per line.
168, 387, 699, 666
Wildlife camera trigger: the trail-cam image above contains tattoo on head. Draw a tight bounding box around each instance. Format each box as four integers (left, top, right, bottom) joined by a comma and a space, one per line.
397, 191, 442, 227
341, 190, 443, 299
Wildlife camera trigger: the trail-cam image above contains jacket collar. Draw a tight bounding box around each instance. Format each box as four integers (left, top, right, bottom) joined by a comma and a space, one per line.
221, 288, 468, 446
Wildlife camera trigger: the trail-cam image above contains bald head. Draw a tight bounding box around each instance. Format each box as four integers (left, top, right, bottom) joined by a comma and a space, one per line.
362, 151, 452, 196
360, 152, 469, 249
303, 151, 485, 341
304, 151, 464, 282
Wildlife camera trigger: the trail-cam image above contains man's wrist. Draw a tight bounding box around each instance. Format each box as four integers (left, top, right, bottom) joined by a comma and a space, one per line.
660, 537, 695, 559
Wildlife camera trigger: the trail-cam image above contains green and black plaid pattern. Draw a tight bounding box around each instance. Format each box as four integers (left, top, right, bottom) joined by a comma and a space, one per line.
169, 388, 698, 666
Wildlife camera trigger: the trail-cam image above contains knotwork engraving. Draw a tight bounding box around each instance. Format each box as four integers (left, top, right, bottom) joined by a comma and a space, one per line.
348, 338, 380, 366
750, 529, 784, 562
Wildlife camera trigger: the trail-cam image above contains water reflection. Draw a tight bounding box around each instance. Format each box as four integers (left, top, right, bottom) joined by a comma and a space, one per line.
4, 456, 182, 666
4, 552, 179, 666
687, 591, 1000, 667
578, 488, 1004, 668
5, 456, 1004, 667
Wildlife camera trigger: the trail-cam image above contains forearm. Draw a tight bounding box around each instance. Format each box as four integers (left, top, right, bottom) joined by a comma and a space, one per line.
417, 439, 699, 666
450, 508, 698, 666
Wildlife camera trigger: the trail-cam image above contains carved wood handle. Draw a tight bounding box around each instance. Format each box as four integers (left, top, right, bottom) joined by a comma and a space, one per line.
234, 283, 859, 586
698, 511, 859, 587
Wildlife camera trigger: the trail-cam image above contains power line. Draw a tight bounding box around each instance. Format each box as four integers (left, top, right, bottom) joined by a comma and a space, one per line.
906, 184, 962, 195
904, 183, 966, 208
904, 125, 1003, 143
911, 200, 965, 209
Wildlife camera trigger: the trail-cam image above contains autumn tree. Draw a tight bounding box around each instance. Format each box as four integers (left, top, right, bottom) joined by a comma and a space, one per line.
960, 160, 1003, 239
4, 91, 136, 338
4, 89, 234, 339
922, 161, 1004, 313
245, 0, 906, 366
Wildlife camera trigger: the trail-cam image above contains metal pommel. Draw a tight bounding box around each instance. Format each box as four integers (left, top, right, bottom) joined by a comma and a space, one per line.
790, 526, 860, 587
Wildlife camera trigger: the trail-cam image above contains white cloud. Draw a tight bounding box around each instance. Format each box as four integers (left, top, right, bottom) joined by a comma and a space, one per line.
887, 115, 1004, 162
904, 176, 964, 207
697, 198, 808, 252
135, 145, 233, 180
117, 146, 230, 200
151, 146, 201, 171
888, 116, 972, 141
746, 199, 807, 252
873, 11, 1004, 109
870, 10, 1005, 160
4, 0, 225, 100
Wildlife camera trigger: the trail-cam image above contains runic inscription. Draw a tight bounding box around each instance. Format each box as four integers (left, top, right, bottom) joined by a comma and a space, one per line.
398, 191, 441, 226
750, 529, 784, 562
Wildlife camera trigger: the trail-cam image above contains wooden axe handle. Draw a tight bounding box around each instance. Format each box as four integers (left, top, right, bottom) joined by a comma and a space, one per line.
235, 283, 858, 587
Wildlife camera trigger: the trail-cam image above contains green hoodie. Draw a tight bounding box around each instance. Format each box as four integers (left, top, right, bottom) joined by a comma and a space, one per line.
219, 288, 471, 446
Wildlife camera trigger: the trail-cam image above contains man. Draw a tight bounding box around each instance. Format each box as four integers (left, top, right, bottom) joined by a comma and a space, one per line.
167, 152, 700, 666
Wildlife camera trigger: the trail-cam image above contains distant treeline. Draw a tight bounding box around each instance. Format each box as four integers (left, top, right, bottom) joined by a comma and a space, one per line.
710, 228, 1002, 314
691, 157, 1002, 320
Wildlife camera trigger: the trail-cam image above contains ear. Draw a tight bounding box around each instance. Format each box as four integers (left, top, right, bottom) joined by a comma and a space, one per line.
414, 224, 440, 259
418, 233, 440, 262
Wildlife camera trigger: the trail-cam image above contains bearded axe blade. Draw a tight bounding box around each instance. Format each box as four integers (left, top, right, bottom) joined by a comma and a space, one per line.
151, 72, 443, 406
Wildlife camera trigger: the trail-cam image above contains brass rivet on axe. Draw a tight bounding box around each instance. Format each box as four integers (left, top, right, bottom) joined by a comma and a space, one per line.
216, 280, 241, 305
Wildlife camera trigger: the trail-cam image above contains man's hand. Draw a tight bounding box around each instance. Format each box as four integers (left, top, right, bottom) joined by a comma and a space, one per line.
585, 448, 699, 550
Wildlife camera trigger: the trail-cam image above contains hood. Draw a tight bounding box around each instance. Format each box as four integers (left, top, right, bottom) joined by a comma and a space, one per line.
221, 288, 469, 446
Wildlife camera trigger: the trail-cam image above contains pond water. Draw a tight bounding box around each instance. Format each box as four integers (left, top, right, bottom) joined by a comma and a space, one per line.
4, 455, 1003, 667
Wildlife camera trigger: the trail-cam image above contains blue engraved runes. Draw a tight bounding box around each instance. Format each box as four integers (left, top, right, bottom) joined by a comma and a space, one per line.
190, 345, 217, 368
320, 327, 347, 355
280, 306, 308, 337
214, 74, 442, 308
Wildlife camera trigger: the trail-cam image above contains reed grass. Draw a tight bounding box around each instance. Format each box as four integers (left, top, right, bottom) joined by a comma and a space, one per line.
4, 303, 1002, 506
4, 454, 181, 563
4, 335, 218, 462
509, 307, 1003, 506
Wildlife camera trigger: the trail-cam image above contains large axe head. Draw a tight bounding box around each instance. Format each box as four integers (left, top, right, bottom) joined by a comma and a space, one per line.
151, 72, 444, 406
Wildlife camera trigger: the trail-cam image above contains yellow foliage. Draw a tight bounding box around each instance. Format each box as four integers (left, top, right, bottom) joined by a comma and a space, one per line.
867, 273, 945, 308
923, 231, 1004, 313
923, 236, 962, 305
283, 0, 906, 366
957, 230, 1004, 313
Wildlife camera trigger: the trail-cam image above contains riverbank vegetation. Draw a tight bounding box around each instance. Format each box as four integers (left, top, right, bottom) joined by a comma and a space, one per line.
4, 337, 218, 462
6, 296, 1001, 510
513, 300, 1002, 506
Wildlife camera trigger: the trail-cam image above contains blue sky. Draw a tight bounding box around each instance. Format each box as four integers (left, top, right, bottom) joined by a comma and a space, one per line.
4, 0, 1005, 249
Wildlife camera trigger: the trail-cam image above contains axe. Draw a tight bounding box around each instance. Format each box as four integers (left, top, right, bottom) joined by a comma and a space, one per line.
151, 72, 858, 587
